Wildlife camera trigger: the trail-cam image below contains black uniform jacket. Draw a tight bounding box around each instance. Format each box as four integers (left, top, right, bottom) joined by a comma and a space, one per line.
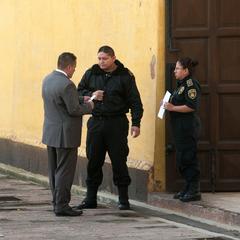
170, 75, 201, 118
78, 60, 143, 127
169, 75, 201, 150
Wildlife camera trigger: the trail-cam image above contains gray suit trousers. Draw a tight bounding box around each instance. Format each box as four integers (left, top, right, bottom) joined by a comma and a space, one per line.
47, 146, 77, 212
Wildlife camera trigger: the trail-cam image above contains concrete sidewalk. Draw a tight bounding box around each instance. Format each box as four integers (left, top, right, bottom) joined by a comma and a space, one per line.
1, 163, 240, 232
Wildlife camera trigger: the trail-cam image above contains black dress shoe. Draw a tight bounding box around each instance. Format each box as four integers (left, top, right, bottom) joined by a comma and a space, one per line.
74, 200, 97, 210
118, 202, 130, 210
173, 191, 186, 199
179, 192, 201, 202
55, 207, 83, 217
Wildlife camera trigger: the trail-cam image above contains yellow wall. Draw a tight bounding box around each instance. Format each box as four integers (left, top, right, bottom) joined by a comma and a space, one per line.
0, 0, 166, 190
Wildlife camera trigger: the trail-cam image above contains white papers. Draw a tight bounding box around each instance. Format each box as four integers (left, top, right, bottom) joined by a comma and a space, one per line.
158, 91, 171, 119
88, 95, 96, 102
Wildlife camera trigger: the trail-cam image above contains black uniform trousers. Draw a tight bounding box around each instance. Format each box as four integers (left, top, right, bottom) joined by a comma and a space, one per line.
86, 115, 131, 189
47, 146, 77, 212
171, 115, 201, 185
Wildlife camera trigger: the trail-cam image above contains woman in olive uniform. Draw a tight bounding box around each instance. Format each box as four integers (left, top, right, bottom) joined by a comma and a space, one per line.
164, 57, 201, 202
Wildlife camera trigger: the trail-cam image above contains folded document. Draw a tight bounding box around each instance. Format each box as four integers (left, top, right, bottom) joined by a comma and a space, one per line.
158, 91, 171, 119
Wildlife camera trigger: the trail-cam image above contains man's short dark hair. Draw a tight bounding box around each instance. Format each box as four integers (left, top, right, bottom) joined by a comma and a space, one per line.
57, 52, 77, 69
98, 46, 115, 57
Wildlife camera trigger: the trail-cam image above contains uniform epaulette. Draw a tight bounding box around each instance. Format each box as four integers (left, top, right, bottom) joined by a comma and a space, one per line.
178, 86, 185, 95
186, 79, 193, 87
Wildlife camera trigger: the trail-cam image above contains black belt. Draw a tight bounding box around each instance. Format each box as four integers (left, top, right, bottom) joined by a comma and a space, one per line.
92, 114, 126, 120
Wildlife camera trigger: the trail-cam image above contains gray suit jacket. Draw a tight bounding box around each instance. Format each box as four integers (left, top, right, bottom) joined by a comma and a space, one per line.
42, 71, 92, 148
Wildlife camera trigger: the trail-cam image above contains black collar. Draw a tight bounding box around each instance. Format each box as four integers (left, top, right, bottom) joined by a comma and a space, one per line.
91, 60, 129, 75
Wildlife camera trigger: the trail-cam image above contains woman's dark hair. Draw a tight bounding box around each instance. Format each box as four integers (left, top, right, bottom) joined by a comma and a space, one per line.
98, 45, 115, 57
178, 57, 198, 75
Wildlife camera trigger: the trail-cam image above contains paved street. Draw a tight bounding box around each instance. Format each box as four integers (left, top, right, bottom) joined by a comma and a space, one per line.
0, 173, 239, 240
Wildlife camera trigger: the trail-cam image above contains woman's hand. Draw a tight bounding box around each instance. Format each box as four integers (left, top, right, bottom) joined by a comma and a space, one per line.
164, 102, 175, 111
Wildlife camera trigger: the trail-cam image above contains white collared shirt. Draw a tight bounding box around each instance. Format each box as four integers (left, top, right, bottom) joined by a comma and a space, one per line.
55, 69, 68, 77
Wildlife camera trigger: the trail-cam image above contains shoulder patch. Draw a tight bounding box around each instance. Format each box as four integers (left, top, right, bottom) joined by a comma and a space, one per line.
186, 79, 193, 87
188, 89, 197, 99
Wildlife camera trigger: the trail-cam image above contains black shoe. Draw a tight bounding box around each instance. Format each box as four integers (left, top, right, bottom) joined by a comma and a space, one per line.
74, 200, 97, 210
55, 207, 83, 217
179, 192, 201, 202
173, 191, 186, 199
118, 202, 130, 210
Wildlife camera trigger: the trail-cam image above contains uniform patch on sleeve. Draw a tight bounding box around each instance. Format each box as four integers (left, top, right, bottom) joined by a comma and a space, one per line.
186, 79, 193, 87
178, 86, 185, 94
188, 89, 197, 99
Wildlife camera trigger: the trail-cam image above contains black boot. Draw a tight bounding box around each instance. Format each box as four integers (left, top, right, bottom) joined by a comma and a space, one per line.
179, 182, 201, 202
173, 191, 186, 199
118, 186, 130, 210
173, 183, 189, 199
75, 187, 98, 209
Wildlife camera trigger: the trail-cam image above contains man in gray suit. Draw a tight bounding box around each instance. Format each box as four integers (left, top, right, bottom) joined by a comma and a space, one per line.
42, 52, 93, 216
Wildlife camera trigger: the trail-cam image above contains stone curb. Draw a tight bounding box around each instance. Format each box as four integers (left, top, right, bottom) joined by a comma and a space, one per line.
0, 163, 174, 213
0, 163, 119, 207
148, 195, 240, 230
0, 163, 49, 188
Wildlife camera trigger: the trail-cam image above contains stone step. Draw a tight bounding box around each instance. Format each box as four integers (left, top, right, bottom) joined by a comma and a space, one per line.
148, 192, 240, 228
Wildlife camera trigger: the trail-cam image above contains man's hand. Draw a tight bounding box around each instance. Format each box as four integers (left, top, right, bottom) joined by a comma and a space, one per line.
83, 96, 91, 103
92, 90, 104, 101
131, 126, 140, 138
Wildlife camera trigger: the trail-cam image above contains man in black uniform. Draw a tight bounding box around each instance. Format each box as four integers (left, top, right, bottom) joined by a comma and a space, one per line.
164, 57, 201, 202
76, 46, 143, 210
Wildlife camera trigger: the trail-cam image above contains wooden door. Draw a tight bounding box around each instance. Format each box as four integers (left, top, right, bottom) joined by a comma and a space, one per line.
166, 0, 240, 191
